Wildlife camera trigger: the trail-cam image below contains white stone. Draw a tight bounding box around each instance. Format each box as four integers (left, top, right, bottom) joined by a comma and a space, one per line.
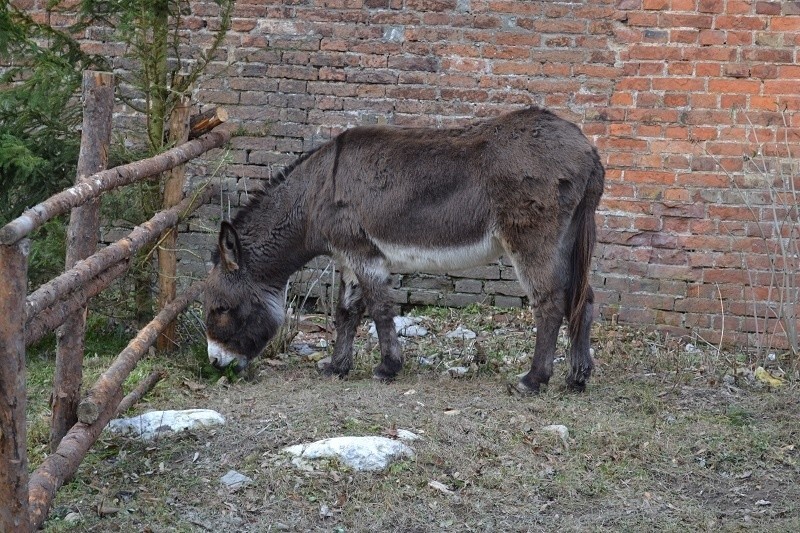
64, 512, 82, 525
541, 424, 570, 448
369, 316, 428, 338
395, 429, 421, 442
107, 409, 225, 440
445, 326, 477, 340
444, 366, 469, 378
283, 435, 414, 472
220, 469, 253, 490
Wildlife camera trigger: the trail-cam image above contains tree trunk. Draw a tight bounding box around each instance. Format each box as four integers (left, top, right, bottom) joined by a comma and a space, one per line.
0, 240, 31, 533
51, 71, 114, 453
157, 96, 191, 351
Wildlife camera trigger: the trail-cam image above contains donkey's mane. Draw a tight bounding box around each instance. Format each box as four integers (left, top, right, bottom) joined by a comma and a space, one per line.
231, 143, 325, 228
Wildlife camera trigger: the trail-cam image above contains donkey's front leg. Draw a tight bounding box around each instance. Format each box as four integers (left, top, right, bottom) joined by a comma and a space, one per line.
323, 270, 366, 378
361, 276, 403, 381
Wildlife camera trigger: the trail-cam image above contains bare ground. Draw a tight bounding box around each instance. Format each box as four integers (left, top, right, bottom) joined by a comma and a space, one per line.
37, 307, 800, 532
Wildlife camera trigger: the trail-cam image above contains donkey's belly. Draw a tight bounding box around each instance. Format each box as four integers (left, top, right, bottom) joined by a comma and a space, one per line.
372, 235, 504, 274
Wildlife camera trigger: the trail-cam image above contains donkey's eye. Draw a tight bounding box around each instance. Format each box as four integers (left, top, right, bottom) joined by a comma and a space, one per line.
216, 306, 230, 314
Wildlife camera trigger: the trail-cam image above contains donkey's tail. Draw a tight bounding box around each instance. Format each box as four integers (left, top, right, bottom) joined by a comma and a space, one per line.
566, 157, 604, 343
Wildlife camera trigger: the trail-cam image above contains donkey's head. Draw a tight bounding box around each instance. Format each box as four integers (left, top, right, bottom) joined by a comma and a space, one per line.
204, 221, 285, 371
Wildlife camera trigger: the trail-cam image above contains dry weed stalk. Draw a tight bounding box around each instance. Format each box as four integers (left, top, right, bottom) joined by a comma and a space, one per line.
716, 110, 799, 370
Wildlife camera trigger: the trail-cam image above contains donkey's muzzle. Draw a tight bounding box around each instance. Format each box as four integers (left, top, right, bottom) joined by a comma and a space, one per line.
207, 338, 247, 371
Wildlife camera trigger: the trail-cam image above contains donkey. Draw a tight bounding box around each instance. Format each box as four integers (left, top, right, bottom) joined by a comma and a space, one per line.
204, 106, 605, 393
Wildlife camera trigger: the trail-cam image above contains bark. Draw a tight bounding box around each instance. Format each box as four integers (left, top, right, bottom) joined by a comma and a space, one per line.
51, 71, 114, 453
77, 280, 205, 425
157, 97, 191, 352
25, 260, 129, 347
189, 107, 228, 139
0, 240, 31, 533
0, 127, 232, 246
25, 185, 217, 320
116, 370, 164, 416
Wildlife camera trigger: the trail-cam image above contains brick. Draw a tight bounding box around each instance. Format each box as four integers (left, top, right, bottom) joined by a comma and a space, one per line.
643, 0, 669, 9
493, 296, 524, 308
698, 0, 724, 13
755, 1, 781, 15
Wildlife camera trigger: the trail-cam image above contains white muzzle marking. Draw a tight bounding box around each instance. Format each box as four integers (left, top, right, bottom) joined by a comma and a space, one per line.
207, 338, 242, 368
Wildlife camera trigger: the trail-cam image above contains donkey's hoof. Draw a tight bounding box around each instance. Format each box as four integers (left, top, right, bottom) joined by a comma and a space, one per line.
372, 362, 401, 382
565, 375, 587, 393
507, 379, 541, 396
319, 363, 349, 379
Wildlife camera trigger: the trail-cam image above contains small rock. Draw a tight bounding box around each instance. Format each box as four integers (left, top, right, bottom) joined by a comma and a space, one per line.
292, 343, 316, 356
444, 366, 469, 378
402, 324, 429, 337
755, 499, 771, 507
395, 429, 421, 441
428, 480, 455, 495
685, 343, 699, 354
370, 316, 428, 338
417, 356, 435, 366
319, 504, 334, 518
284, 436, 414, 472
220, 470, 253, 491
317, 356, 332, 370
445, 326, 477, 340
64, 512, 81, 525
541, 424, 570, 448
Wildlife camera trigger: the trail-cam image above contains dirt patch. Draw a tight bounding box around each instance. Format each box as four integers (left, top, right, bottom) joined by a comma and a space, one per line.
42, 310, 800, 532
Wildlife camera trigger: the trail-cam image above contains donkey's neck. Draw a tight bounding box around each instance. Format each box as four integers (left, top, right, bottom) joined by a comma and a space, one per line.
239, 184, 319, 287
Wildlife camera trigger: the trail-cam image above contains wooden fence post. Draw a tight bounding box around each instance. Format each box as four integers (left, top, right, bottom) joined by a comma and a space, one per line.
0, 240, 31, 533
51, 71, 114, 452
157, 96, 191, 352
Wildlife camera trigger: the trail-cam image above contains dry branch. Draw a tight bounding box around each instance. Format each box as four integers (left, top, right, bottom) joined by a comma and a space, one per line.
189, 107, 228, 139
77, 280, 205, 425
25, 260, 130, 347
116, 370, 165, 416
52, 71, 114, 453
26, 185, 216, 320
0, 240, 31, 533
0, 127, 232, 246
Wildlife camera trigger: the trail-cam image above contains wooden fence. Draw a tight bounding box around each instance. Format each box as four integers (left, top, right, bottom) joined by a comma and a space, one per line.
0, 71, 231, 531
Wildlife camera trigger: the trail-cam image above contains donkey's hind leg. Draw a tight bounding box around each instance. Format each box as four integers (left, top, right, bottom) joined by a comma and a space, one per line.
323, 268, 366, 378
566, 287, 595, 392
358, 269, 404, 381
517, 297, 563, 393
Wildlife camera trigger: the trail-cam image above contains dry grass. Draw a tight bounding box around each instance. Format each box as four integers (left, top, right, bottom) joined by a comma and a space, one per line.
34, 306, 800, 532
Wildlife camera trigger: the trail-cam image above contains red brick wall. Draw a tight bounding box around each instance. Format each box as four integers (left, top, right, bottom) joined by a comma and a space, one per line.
16, 0, 800, 349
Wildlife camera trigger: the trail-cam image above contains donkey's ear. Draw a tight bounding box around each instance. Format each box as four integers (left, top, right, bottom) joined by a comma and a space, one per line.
218, 221, 242, 272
